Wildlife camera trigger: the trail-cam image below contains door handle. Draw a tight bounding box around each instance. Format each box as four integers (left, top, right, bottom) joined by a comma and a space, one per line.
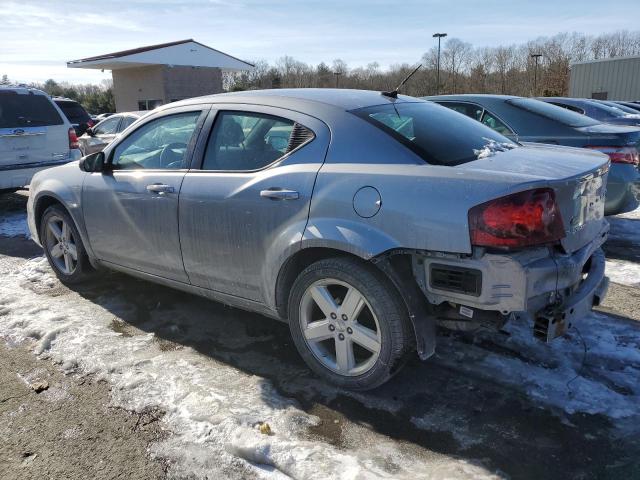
260, 189, 299, 200
146, 183, 175, 194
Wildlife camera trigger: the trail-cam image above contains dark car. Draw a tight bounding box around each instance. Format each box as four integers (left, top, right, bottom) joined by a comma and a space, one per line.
425, 94, 640, 215
53, 97, 94, 136
614, 101, 640, 113
539, 97, 640, 127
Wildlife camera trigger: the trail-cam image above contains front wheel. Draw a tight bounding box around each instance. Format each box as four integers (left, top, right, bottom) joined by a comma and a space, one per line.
288, 257, 414, 390
41, 205, 94, 284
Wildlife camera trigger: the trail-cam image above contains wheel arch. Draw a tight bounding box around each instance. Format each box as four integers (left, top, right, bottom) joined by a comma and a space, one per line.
274, 246, 436, 361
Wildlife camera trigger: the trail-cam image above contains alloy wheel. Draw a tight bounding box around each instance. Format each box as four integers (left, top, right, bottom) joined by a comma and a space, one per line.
299, 278, 382, 376
45, 215, 78, 275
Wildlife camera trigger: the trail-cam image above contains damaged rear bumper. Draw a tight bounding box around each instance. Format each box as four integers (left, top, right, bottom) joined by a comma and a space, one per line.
413, 225, 609, 340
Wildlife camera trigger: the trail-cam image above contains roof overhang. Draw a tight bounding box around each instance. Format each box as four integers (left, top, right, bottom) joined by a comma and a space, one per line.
67, 39, 253, 71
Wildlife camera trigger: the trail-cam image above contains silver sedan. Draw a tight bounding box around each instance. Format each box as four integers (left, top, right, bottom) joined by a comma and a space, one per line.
27, 89, 609, 390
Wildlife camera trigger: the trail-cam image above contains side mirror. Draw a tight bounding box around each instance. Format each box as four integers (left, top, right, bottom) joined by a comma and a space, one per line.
79, 151, 106, 173
86, 127, 95, 137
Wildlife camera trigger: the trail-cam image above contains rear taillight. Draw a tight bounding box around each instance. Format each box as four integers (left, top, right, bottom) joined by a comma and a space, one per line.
469, 188, 565, 249
586, 145, 639, 165
68, 127, 79, 150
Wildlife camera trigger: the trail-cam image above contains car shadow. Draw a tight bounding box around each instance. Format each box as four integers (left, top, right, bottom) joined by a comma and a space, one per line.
65, 271, 638, 480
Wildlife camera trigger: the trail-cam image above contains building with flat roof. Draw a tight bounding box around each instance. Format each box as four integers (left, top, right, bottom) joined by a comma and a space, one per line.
67, 39, 253, 112
569, 55, 640, 101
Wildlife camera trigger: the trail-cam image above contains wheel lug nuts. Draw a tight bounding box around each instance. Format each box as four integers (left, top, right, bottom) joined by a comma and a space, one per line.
341, 314, 348, 321
338, 333, 345, 341
347, 327, 353, 334
330, 313, 337, 320
329, 324, 335, 331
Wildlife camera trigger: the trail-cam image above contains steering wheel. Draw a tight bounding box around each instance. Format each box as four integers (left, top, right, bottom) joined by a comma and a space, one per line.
159, 142, 187, 168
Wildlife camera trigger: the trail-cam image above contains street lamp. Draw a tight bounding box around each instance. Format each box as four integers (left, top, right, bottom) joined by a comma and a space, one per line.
433, 32, 447, 94
333, 71, 342, 88
531, 53, 542, 96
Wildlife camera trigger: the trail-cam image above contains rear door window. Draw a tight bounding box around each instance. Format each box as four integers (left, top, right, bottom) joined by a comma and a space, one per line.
480, 110, 513, 136
352, 102, 516, 166
0, 91, 63, 128
202, 111, 312, 171
437, 101, 483, 121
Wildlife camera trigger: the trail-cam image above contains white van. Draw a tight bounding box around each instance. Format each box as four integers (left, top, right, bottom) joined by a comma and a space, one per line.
0, 85, 82, 192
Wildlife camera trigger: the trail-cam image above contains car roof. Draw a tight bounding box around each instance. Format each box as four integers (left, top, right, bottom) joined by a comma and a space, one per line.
163, 88, 424, 113
424, 94, 520, 101
0, 85, 48, 96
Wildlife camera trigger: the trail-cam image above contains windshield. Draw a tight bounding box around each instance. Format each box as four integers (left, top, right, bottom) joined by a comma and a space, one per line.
352, 102, 516, 166
508, 98, 599, 127
0, 91, 63, 128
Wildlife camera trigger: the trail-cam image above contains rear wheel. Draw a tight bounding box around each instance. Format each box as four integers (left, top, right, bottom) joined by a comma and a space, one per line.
288, 257, 414, 390
41, 205, 94, 284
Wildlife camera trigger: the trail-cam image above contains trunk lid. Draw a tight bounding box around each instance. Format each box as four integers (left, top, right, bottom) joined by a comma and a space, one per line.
458, 143, 609, 253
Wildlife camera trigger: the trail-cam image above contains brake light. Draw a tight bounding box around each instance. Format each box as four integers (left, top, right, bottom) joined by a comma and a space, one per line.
469, 188, 565, 249
586, 145, 639, 165
68, 127, 79, 150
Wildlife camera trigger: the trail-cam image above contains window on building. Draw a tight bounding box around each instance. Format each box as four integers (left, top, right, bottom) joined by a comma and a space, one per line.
137, 99, 163, 111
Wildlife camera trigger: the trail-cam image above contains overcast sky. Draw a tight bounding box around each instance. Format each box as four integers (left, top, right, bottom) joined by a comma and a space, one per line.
2, 0, 639, 85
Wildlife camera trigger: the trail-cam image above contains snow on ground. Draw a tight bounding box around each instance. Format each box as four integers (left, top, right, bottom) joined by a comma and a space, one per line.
606, 259, 640, 287
0, 212, 29, 238
434, 313, 640, 421
0, 256, 502, 480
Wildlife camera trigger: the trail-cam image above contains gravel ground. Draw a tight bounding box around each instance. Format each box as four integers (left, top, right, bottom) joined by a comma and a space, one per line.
0, 340, 167, 480
1, 190, 639, 479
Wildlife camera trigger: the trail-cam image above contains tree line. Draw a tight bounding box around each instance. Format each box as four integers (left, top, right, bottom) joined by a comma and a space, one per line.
2, 29, 639, 114
227, 30, 640, 97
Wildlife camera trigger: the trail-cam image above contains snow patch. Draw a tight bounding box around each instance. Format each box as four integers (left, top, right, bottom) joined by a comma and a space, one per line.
606, 259, 640, 287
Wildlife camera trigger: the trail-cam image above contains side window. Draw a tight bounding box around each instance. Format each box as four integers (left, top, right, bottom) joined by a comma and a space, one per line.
202, 111, 309, 171
118, 116, 137, 132
480, 110, 513, 136
111, 111, 201, 170
93, 116, 120, 135
439, 102, 483, 121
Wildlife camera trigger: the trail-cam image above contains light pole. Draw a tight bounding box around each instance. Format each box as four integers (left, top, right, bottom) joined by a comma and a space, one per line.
433, 32, 447, 94
531, 53, 542, 96
333, 71, 342, 88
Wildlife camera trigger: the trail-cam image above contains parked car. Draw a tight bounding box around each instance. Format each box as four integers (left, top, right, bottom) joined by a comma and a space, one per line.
94, 113, 115, 122
28, 89, 610, 390
614, 101, 640, 113
0, 85, 82, 193
539, 97, 640, 127
53, 97, 94, 136
426, 94, 640, 215
78, 111, 144, 155
595, 100, 640, 115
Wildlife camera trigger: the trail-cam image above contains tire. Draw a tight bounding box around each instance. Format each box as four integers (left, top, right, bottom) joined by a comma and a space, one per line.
288, 256, 414, 390
40, 204, 94, 284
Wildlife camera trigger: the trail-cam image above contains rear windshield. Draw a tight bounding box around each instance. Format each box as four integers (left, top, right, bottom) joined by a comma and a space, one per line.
508, 98, 599, 127
352, 101, 516, 166
588, 101, 630, 118
55, 100, 90, 123
0, 91, 63, 128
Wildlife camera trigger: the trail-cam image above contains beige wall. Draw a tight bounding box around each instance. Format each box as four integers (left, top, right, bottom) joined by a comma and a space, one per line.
111, 65, 223, 112
112, 66, 165, 112
569, 57, 640, 101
